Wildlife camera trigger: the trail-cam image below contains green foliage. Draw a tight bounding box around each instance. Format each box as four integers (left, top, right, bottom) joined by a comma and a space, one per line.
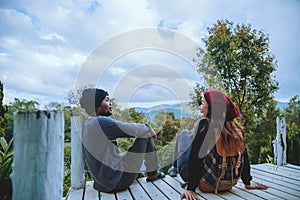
118, 138, 134, 152
248, 99, 279, 163
118, 108, 148, 123
0, 81, 7, 138
188, 83, 207, 114
284, 95, 300, 125
112, 107, 149, 151
45, 102, 72, 142
0, 82, 12, 200
157, 139, 176, 173
151, 110, 169, 130
265, 154, 273, 164
63, 145, 71, 197
283, 95, 300, 165
5, 98, 39, 141
178, 117, 197, 131
0, 137, 13, 200
157, 120, 178, 146
194, 19, 279, 163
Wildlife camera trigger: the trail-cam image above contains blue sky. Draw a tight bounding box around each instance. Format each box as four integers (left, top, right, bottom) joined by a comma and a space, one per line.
1, 0, 299, 108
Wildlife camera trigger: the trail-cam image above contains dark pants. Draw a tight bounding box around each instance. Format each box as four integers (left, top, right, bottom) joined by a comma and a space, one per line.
113, 137, 159, 191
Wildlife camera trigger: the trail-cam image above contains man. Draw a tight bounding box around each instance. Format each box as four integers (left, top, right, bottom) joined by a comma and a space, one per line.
79, 88, 164, 193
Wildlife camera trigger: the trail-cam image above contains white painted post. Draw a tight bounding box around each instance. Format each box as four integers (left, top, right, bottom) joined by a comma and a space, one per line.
12, 110, 64, 200
272, 139, 277, 165
275, 117, 287, 166
71, 115, 85, 189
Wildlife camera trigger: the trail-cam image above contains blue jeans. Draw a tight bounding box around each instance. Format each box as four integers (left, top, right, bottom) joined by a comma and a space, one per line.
172, 130, 193, 182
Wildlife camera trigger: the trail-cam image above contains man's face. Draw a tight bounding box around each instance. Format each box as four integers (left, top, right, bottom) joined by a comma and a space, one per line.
96, 96, 112, 116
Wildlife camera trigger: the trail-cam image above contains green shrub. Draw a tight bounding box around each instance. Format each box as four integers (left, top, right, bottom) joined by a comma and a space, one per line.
63, 145, 71, 197
0, 137, 13, 200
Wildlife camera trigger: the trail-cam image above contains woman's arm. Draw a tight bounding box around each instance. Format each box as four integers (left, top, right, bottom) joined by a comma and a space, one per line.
186, 119, 208, 191
241, 147, 269, 190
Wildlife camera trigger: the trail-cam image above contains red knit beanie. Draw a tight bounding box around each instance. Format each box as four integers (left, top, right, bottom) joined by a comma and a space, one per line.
204, 90, 240, 121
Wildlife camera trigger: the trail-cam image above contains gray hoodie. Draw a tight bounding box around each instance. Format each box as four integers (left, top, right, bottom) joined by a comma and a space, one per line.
82, 116, 151, 192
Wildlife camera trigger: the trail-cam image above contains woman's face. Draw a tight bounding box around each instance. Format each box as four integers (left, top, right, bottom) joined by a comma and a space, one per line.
199, 96, 209, 117
96, 96, 112, 116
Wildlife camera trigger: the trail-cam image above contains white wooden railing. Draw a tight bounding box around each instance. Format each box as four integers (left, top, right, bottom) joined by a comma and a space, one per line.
70, 115, 85, 189
11, 111, 287, 199
274, 117, 287, 166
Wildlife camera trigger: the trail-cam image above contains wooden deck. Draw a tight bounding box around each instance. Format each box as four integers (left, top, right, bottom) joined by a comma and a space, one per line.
65, 163, 300, 200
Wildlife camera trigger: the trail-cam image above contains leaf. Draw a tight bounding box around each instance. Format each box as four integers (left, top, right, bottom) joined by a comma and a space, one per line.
0, 137, 8, 152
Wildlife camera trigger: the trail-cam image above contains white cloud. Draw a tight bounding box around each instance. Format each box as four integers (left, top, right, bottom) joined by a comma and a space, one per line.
0, 0, 299, 107
109, 66, 127, 76
0, 52, 10, 63
39, 32, 66, 42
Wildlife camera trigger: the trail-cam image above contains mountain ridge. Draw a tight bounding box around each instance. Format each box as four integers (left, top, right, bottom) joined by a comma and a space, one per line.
134, 101, 288, 121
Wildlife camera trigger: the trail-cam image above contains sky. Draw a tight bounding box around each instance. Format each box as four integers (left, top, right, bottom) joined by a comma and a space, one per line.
1, 0, 299, 109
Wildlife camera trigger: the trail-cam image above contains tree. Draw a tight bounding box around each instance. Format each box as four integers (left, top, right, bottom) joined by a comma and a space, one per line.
0, 81, 7, 137
283, 95, 300, 165
45, 102, 72, 142
253, 99, 280, 163
114, 108, 149, 152
5, 98, 39, 142
118, 108, 148, 124
0, 82, 12, 200
194, 19, 279, 163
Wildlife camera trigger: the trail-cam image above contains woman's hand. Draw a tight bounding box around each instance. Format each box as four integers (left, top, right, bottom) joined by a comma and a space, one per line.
245, 181, 269, 190
180, 190, 200, 200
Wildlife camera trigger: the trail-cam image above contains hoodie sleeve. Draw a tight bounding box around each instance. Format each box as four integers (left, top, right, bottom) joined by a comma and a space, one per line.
97, 116, 152, 139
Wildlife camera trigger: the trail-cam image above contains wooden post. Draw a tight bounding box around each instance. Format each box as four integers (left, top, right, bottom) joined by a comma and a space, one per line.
71, 115, 85, 189
12, 110, 64, 200
275, 117, 287, 166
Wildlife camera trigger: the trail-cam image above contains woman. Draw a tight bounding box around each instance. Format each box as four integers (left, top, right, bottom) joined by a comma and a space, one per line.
79, 88, 165, 193
169, 90, 268, 200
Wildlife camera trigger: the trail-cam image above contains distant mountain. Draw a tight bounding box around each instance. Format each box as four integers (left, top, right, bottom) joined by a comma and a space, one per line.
134, 103, 194, 121
134, 101, 289, 121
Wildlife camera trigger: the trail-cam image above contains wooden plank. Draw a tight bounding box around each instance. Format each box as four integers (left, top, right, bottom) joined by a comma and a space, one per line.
264, 163, 300, 174
115, 189, 133, 200
286, 164, 300, 170
251, 170, 300, 191
211, 190, 244, 200
129, 179, 151, 200
230, 186, 264, 200
235, 181, 281, 200
252, 164, 300, 179
66, 188, 84, 200
250, 176, 300, 199
251, 176, 299, 200
99, 192, 116, 200
138, 177, 168, 199
152, 178, 181, 199
67, 164, 300, 200
163, 176, 187, 194
172, 175, 224, 200
84, 181, 99, 200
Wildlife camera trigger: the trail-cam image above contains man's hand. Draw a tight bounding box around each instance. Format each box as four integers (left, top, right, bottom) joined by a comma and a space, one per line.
180, 190, 200, 200
245, 181, 269, 190
148, 127, 157, 141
